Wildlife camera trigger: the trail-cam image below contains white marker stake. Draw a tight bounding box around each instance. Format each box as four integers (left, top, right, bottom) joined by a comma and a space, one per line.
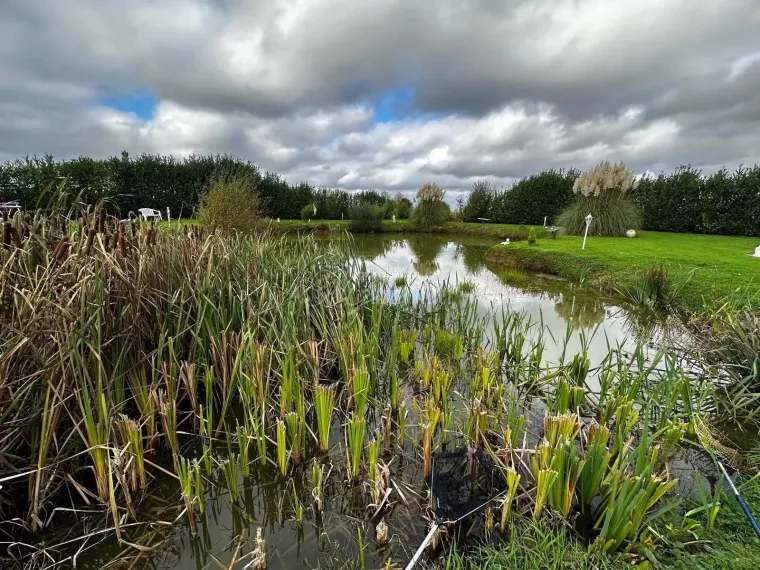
167, 207, 171, 226
582, 213, 593, 250
543, 216, 547, 227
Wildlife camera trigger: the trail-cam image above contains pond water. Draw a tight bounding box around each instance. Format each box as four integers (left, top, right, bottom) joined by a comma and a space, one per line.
347, 233, 667, 366
65, 233, 679, 570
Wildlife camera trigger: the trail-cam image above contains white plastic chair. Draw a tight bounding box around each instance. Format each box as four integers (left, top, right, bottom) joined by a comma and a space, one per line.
138, 208, 163, 221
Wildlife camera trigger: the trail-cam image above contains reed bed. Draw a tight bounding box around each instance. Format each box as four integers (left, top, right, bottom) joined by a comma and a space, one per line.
0, 192, 744, 568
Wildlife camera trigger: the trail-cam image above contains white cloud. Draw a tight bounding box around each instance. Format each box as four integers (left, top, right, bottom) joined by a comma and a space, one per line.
1, 0, 759, 194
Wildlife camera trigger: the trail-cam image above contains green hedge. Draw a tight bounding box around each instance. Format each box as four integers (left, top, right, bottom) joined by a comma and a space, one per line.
632, 166, 760, 236
463, 170, 577, 226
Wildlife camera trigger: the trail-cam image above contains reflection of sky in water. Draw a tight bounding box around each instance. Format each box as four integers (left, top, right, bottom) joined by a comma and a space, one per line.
351, 234, 658, 368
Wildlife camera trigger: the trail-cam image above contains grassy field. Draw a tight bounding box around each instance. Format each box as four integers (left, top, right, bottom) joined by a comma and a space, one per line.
485, 231, 760, 315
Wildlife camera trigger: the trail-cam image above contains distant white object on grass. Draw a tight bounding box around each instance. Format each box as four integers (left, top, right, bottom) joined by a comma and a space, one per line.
277, 218, 280, 222
626, 229, 636, 238
754, 245, 760, 257
501, 239, 510, 245
138, 207, 162, 221
392, 214, 396, 223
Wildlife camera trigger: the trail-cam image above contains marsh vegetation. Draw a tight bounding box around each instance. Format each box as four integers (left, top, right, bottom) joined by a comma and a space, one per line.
1, 189, 758, 569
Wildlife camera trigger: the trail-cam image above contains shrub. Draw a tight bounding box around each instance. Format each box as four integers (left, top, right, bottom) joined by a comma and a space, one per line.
557, 162, 642, 237
620, 265, 670, 309
412, 183, 450, 228
301, 203, 317, 220
348, 203, 384, 233
392, 194, 413, 219
528, 227, 537, 245
491, 170, 577, 225
462, 181, 495, 222
198, 175, 260, 232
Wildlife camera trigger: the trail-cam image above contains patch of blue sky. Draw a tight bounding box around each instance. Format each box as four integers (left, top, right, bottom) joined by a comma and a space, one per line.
100, 88, 158, 120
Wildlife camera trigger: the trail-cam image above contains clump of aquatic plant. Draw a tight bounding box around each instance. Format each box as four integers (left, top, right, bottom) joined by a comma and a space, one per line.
276, 420, 288, 476
311, 460, 325, 512
547, 440, 582, 517
422, 423, 433, 479
222, 453, 241, 503
398, 330, 417, 365
499, 467, 521, 529
116, 415, 147, 491
577, 424, 612, 515
292, 481, 304, 524
611, 400, 639, 459
351, 364, 371, 417
177, 456, 198, 536
285, 411, 305, 466
434, 328, 464, 360
237, 423, 251, 477
346, 415, 367, 480
504, 403, 525, 450
544, 413, 580, 448
593, 469, 675, 552
368, 435, 381, 491
534, 469, 558, 520
314, 385, 336, 452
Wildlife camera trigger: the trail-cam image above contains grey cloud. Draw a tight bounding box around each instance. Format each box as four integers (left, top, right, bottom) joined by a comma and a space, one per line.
1, 0, 760, 193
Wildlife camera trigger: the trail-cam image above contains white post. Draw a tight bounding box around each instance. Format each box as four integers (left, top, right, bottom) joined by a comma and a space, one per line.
582, 213, 593, 250
543, 216, 547, 227
166, 207, 171, 226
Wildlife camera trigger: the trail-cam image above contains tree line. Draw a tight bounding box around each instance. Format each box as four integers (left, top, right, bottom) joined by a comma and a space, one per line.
0, 153, 411, 221
461, 166, 760, 237
2, 153, 758, 236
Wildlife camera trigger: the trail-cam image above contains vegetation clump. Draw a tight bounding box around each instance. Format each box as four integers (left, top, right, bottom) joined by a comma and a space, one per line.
412, 183, 450, 228
300, 203, 317, 220
198, 174, 260, 232
348, 203, 384, 233
557, 161, 642, 237
462, 181, 495, 222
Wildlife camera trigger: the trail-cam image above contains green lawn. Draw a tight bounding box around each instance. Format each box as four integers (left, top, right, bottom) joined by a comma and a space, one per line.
485, 231, 760, 314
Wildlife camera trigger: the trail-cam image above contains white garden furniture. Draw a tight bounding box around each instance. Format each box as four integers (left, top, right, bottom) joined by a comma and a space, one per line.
138, 208, 163, 221
0, 201, 21, 217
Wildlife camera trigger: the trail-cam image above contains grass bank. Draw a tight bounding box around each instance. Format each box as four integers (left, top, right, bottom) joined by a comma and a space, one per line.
485, 231, 760, 315
265, 219, 548, 240
440, 475, 760, 570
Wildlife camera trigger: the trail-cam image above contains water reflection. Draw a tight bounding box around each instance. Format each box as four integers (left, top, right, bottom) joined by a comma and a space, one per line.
347, 233, 664, 364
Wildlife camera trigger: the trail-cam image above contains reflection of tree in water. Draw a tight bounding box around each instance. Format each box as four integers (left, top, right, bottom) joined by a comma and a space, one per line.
454, 244, 487, 274
349, 235, 397, 262
413, 258, 439, 276
406, 235, 447, 278
554, 294, 607, 328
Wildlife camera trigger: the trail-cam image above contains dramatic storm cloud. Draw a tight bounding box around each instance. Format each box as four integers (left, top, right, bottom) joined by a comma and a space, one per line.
1, 0, 759, 194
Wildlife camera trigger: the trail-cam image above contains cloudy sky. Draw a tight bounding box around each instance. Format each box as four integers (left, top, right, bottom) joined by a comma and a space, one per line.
2, 0, 760, 197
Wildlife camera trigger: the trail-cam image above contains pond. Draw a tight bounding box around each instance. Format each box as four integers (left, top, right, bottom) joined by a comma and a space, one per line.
346, 233, 668, 366
57, 233, 681, 570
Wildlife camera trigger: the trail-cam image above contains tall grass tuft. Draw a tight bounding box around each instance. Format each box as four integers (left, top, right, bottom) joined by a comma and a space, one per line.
346, 415, 367, 480
314, 385, 336, 452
